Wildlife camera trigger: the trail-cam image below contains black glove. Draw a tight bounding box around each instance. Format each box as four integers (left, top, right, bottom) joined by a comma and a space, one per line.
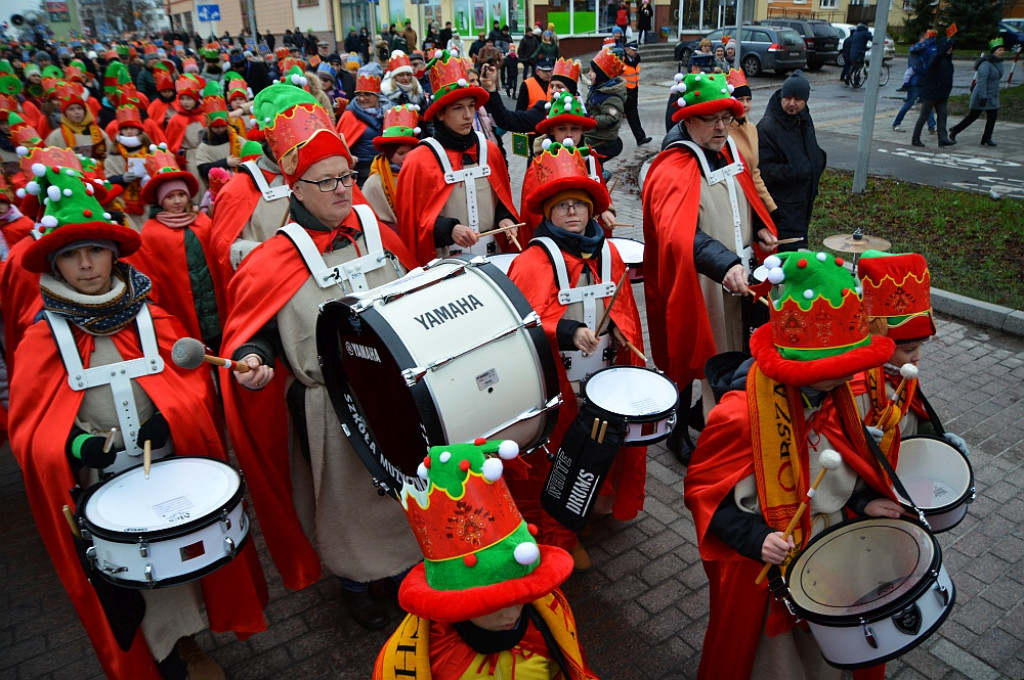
137, 412, 171, 449
66, 431, 119, 469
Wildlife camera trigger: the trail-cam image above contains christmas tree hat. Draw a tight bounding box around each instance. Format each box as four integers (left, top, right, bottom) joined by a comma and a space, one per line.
372, 103, 422, 150
398, 438, 573, 623
669, 71, 743, 123
536, 90, 596, 136
856, 250, 936, 343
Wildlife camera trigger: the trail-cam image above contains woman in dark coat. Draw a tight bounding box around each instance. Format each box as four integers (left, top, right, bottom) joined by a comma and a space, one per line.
949, 38, 1005, 146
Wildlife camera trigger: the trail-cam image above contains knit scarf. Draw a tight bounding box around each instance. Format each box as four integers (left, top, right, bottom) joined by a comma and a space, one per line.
156, 210, 198, 229
40, 262, 152, 335
536, 219, 604, 258
368, 153, 398, 213
116, 142, 147, 214
61, 109, 105, 157
0, 204, 24, 224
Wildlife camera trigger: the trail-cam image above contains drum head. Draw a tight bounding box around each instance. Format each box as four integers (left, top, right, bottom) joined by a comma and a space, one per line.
583, 367, 677, 419
608, 238, 644, 265
895, 436, 973, 510
83, 457, 241, 536
788, 518, 936, 621
487, 253, 518, 276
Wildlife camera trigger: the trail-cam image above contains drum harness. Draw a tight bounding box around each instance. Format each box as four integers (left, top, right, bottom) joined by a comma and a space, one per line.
278, 204, 398, 295
231, 160, 292, 270
46, 305, 171, 468
531, 237, 616, 377
420, 132, 494, 256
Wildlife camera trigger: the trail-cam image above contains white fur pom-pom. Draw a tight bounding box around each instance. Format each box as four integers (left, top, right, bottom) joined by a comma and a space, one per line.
16, 188, 26, 199
544, 102, 551, 110
816, 252, 828, 261
727, 84, 735, 94
26, 181, 40, 196
676, 98, 686, 108
563, 137, 575, 147
764, 255, 782, 269
47, 185, 62, 202
16, 146, 28, 156
438, 450, 452, 464
457, 78, 467, 87
481, 457, 503, 482
767, 267, 785, 284
103, 212, 112, 219
299, 76, 308, 87
290, 74, 301, 85
674, 72, 684, 82
62, 188, 73, 197
149, 144, 158, 152
803, 289, 814, 299
513, 542, 539, 566
541, 138, 552, 151
819, 449, 842, 470
900, 363, 919, 380
40, 215, 58, 228
417, 461, 429, 480
497, 440, 520, 460
434, 50, 444, 59
413, 126, 422, 134
32, 163, 47, 178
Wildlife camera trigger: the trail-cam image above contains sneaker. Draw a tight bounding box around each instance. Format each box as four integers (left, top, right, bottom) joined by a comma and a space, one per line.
929, 128, 937, 135
569, 542, 591, 572
896, 85, 909, 92
911, 140, 925, 147
175, 637, 225, 680
892, 125, 903, 132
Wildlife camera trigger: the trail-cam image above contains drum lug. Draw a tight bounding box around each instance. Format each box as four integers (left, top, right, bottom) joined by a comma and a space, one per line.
144, 563, 154, 585
220, 508, 232, 532
967, 486, 976, 504
137, 537, 149, 558
85, 546, 97, 567
224, 536, 236, 556
933, 575, 950, 607
374, 478, 393, 496
861, 619, 878, 649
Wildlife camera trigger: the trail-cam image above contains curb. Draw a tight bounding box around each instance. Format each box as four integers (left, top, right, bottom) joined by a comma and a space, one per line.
931, 287, 1024, 337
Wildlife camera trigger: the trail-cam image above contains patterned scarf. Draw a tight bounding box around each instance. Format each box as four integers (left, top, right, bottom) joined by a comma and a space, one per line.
40, 261, 152, 335
115, 142, 147, 214
60, 108, 105, 158
368, 153, 397, 213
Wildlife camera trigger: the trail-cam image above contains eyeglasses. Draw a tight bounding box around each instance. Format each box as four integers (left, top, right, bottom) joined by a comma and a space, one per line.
299, 173, 358, 192
696, 113, 735, 128
552, 199, 589, 214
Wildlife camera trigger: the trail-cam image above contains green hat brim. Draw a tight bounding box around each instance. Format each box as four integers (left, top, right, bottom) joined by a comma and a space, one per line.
536, 112, 597, 136
671, 96, 743, 124
423, 85, 489, 122
750, 324, 895, 387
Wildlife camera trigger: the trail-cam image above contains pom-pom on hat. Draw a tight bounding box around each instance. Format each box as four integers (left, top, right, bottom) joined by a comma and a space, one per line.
524, 142, 609, 216
591, 47, 626, 80
249, 82, 351, 185
670, 71, 744, 123
175, 73, 203, 100
750, 251, 895, 386
398, 439, 573, 623
423, 50, 489, 121
372, 104, 422, 150
140, 146, 199, 205
387, 50, 413, 76
23, 164, 141, 273
536, 91, 595, 136
856, 250, 936, 343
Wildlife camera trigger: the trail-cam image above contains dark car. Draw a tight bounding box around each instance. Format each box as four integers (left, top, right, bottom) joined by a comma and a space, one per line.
674, 25, 807, 77
999, 21, 1024, 48
761, 18, 840, 70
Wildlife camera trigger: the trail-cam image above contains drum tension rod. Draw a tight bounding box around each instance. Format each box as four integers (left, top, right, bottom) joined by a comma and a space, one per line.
861, 619, 878, 649
933, 575, 950, 607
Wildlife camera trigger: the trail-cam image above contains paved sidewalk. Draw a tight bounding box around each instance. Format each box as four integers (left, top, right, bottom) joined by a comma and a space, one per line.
2, 164, 1023, 680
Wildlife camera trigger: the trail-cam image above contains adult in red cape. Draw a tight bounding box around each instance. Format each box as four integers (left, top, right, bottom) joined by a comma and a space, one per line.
394, 50, 520, 266
335, 72, 386, 183
8, 163, 267, 680
642, 71, 777, 462
506, 142, 646, 570
220, 82, 423, 631
684, 250, 901, 680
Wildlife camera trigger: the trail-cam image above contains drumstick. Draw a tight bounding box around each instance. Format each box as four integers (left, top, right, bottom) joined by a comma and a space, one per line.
509, 232, 523, 252
608, 223, 635, 228
62, 505, 81, 539
144, 440, 152, 480
755, 449, 843, 585
597, 420, 609, 445
102, 427, 117, 454
595, 270, 630, 337
172, 337, 252, 373
624, 340, 646, 363
774, 237, 804, 245
477, 222, 525, 238
591, 418, 600, 440
607, 177, 618, 194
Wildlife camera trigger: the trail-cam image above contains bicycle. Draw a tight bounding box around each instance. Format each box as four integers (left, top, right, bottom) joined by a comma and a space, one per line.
849, 58, 890, 88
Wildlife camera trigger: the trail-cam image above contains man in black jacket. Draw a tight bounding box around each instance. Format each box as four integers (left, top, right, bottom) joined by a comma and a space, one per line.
912, 38, 956, 147
757, 71, 826, 251
227, 49, 272, 95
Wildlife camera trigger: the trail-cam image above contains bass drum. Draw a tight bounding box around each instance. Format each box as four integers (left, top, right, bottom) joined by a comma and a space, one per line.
786, 517, 955, 669
317, 256, 561, 496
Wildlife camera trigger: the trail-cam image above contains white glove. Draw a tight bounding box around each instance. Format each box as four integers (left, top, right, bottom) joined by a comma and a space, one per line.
865, 426, 884, 445
122, 170, 138, 183
943, 432, 970, 456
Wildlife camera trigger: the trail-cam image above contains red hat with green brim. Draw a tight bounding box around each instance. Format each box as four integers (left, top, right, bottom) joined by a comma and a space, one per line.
372, 103, 422, 150
752, 251, 894, 385
524, 141, 609, 216
140, 145, 199, 204
397, 439, 573, 623
23, 163, 140, 273
670, 71, 744, 123
856, 250, 936, 343
423, 50, 489, 122
535, 91, 597, 136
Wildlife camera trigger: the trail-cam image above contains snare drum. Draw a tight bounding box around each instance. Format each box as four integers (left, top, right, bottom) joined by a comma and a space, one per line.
317, 256, 561, 495
488, 253, 518, 276
608, 237, 644, 283
580, 366, 678, 444
78, 457, 249, 588
895, 436, 975, 533
786, 517, 955, 669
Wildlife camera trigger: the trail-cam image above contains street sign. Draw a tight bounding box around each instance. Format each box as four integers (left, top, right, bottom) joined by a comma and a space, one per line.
196, 4, 221, 22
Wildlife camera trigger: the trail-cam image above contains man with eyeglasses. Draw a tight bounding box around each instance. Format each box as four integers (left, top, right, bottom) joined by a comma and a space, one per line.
645, 72, 778, 465
220, 83, 423, 632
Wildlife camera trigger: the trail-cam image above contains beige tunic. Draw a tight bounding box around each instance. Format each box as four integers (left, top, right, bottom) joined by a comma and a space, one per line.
435, 160, 497, 259
45, 126, 112, 159
274, 225, 422, 582
361, 173, 397, 229
730, 119, 777, 213
179, 120, 205, 202
192, 138, 230, 201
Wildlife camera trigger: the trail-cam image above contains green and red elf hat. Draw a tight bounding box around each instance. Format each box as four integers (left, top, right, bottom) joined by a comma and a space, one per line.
103, 60, 131, 99
52, 81, 89, 113
63, 60, 86, 84
248, 82, 351, 186
175, 73, 203, 101
535, 90, 596, 136
202, 80, 229, 127
398, 439, 573, 623
226, 75, 250, 104
198, 43, 221, 61
669, 71, 744, 124
140, 145, 198, 204
8, 112, 43, 151
372, 104, 422, 151
23, 163, 140, 273
239, 138, 263, 162
114, 104, 144, 132
154, 61, 174, 91
856, 250, 936, 343
0, 59, 24, 96
423, 49, 489, 121
524, 141, 609, 217
750, 251, 894, 386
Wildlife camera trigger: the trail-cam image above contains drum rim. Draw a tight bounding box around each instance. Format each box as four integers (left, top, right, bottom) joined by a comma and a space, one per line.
786, 516, 943, 625
608, 237, 645, 263
896, 435, 975, 514
581, 366, 678, 422
79, 456, 246, 542
92, 531, 252, 590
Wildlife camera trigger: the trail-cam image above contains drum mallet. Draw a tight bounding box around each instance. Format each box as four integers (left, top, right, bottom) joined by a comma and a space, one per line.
594, 270, 630, 337
62, 505, 82, 539
172, 337, 252, 373
890, 363, 919, 406
755, 449, 843, 585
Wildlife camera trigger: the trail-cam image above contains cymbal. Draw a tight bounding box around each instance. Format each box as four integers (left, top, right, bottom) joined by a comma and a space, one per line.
823, 233, 892, 254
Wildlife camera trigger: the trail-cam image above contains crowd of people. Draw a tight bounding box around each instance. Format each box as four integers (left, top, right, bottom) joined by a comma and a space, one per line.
0, 18, 977, 680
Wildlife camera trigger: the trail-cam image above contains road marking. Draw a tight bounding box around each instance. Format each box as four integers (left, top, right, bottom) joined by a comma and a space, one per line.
877, 147, 1021, 172
950, 176, 1024, 200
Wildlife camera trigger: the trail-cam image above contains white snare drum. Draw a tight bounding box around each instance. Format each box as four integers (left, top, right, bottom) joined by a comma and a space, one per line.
786, 517, 955, 669
317, 256, 561, 495
895, 436, 975, 533
487, 253, 519, 276
580, 366, 678, 444
609, 238, 644, 283
79, 457, 249, 588
561, 333, 614, 383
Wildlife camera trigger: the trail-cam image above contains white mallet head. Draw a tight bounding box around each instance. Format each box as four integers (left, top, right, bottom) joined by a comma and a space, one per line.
900, 363, 919, 380
819, 449, 842, 471
171, 337, 207, 370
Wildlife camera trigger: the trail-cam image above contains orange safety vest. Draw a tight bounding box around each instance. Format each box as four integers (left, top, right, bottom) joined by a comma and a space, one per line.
623, 63, 640, 89
525, 77, 547, 107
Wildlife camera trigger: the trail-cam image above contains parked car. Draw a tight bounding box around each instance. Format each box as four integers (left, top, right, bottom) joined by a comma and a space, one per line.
998, 21, 1024, 48
762, 18, 840, 70
674, 25, 807, 77
832, 23, 895, 66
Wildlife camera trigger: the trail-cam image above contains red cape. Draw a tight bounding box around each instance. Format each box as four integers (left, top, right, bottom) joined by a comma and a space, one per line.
146, 98, 173, 129
1, 214, 35, 247
220, 213, 418, 591
164, 106, 204, 155
1, 235, 42, 376
641, 144, 776, 387
9, 304, 267, 680
207, 166, 274, 301
395, 139, 520, 266
336, 109, 368, 150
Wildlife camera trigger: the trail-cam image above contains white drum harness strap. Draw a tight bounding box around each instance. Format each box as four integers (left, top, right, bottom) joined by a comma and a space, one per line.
240, 160, 292, 201
421, 133, 495, 256
279, 204, 392, 294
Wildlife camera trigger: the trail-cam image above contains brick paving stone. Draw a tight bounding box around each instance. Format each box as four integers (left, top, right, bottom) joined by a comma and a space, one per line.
963, 550, 1013, 585
957, 596, 1006, 634
968, 627, 1024, 670
639, 552, 688, 586
638, 579, 693, 615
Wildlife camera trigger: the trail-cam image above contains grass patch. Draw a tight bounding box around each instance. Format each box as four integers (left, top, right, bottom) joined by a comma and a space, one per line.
810, 169, 1024, 309
948, 83, 1024, 123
